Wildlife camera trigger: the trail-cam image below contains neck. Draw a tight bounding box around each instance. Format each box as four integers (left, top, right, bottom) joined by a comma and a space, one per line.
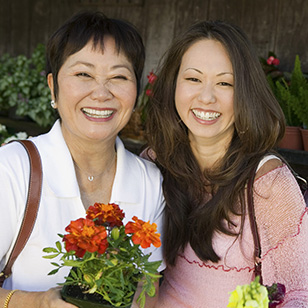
190, 135, 231, 170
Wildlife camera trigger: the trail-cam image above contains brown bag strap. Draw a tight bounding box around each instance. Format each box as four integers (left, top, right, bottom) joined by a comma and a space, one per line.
0, 140, 42, 286
247, 166, 263, 284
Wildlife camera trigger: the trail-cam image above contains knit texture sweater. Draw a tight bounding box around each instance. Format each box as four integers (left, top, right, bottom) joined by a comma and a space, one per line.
156, 165, 308, 307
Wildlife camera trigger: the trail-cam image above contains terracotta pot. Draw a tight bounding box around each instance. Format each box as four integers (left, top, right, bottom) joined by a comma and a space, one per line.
61, 284, 132, 308
278, 126, 304, 150
300, 128, 308, 151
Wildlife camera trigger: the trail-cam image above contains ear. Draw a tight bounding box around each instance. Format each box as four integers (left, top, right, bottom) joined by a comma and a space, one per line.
47, 73, 55, 101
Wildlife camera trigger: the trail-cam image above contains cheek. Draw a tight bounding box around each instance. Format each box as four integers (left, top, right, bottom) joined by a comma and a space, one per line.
175, 84, 190, 116
121, 86, 137, 108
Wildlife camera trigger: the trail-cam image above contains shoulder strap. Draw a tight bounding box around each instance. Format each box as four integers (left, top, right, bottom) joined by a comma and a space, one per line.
247, 166, 263, 284
0, 140, 42, 286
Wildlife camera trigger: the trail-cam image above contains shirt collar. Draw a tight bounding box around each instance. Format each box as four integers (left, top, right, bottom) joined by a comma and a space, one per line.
34, 120, 80, 198
34, 120, 142, 204
110, 137, 142, 205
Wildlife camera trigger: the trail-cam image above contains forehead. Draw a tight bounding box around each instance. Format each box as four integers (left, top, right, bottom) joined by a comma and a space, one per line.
63, 37, 132, 66
180, 39, 232, 70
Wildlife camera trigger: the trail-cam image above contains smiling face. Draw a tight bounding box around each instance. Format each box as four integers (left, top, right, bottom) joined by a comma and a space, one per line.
47, 36, 137, 146
175, 39, 235, 147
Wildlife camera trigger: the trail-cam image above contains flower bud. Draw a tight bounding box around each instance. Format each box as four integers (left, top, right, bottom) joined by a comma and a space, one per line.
83, 274, 92, 284
111, 227, 120, 240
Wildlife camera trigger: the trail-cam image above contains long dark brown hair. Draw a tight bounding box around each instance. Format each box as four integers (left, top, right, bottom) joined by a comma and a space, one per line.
146, 20, 285, 266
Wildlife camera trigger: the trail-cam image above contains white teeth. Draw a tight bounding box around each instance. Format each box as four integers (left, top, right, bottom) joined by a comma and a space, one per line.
192, 109, 221, 120
82, 108, 114, 118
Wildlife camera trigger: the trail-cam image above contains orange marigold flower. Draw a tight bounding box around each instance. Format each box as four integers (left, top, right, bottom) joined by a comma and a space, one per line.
63, 218, 108, 258
86, 203, 125, 228
125, 216, 161, 249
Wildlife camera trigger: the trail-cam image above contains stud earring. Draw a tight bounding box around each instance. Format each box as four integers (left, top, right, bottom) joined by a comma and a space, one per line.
50, 100, 57, 108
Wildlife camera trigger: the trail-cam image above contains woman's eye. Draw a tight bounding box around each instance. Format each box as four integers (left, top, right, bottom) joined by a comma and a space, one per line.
219, 82, 233, 87
186, 77, 200, 82
76, 72, 91, 78
113, 75, 128, 80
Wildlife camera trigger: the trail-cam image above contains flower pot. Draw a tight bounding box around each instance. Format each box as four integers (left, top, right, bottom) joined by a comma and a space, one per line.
300, 128, 308, 151
278, 126, 303, 150
61, 285, 133, 308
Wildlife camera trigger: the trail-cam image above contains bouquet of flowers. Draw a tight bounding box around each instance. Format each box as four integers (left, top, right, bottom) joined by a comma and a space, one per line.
43, 203, 162, 308
227, 276, 286, 308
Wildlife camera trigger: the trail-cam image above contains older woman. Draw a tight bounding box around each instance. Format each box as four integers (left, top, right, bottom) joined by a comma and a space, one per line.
0, 11, 164, 307
145, 20, 308, 307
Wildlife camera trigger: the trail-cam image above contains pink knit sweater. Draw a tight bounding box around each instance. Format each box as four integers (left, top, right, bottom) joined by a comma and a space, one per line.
156, 165, 308, 307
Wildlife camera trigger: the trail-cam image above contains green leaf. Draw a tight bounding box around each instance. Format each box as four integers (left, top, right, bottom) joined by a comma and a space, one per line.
56, 241, 63, 251
47, 268, 59, 275
43, 254, 59, 259
42, 247, 58, 253
50, 262, 59, 267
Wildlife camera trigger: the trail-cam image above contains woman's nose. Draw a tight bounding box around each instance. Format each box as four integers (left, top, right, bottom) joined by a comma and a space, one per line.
91, 81, 113, 101
198, 84, 216, 104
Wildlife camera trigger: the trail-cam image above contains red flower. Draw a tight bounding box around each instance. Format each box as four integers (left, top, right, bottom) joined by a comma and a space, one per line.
63, 218, 108, 258
86, 203, 125, 228
145, 89, 153, 97
267, 56, 280, 66
272, 58, 280, 66
147, 71, 157, 85
125, 216, 161, 249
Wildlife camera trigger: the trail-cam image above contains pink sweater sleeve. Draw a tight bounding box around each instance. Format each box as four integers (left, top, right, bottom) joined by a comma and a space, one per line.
254, 165, 308, 307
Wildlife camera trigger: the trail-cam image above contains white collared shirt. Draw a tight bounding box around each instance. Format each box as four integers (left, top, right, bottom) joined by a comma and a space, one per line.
0, 120, 165, 291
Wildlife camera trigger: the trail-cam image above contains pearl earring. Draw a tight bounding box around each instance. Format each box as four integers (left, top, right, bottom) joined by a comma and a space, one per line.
50, 100, 57, 108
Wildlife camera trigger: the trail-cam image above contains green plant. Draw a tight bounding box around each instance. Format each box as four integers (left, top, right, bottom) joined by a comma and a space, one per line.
263, 53, 308, 127
0, 123, 28, 145
283, 55, 308, 128
43, 202, 161, 308
0, 44, 56, 127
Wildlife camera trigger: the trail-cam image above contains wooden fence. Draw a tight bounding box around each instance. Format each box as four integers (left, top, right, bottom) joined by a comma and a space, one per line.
0, 0, 307, 81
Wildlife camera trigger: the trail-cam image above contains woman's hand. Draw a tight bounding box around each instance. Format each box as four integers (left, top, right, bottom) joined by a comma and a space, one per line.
1, 287, 77, 308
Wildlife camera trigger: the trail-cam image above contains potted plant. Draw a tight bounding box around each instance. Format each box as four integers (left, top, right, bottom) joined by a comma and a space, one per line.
281, 55, 308, 151
263, 53, 308, 150
43, 202, 162, 308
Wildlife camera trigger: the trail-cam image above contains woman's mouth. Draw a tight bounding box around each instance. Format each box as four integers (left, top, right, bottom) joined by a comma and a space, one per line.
82, 108, 114, 119
192, 109, 221, 120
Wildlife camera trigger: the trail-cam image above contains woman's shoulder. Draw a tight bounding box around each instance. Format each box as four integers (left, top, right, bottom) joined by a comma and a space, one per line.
0, 141, 30, 167
255, 155, 283, 180
253, 156, 305, 212
117, 140, 161, 181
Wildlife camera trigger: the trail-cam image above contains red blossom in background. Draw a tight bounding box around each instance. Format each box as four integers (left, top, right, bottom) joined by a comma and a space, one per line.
63, 218, 108, 257
147, 71, 157, 85
267, 56, 280, 66
145, 89, 153, 97
86, 203, 125, 228
125, 216, 161, 249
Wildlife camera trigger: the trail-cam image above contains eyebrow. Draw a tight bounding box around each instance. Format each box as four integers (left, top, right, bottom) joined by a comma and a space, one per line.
184, 68, 233, 76
69, 61, 134, 73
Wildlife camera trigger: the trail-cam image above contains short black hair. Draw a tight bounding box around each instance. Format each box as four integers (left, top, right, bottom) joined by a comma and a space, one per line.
46, 10, 145, 100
